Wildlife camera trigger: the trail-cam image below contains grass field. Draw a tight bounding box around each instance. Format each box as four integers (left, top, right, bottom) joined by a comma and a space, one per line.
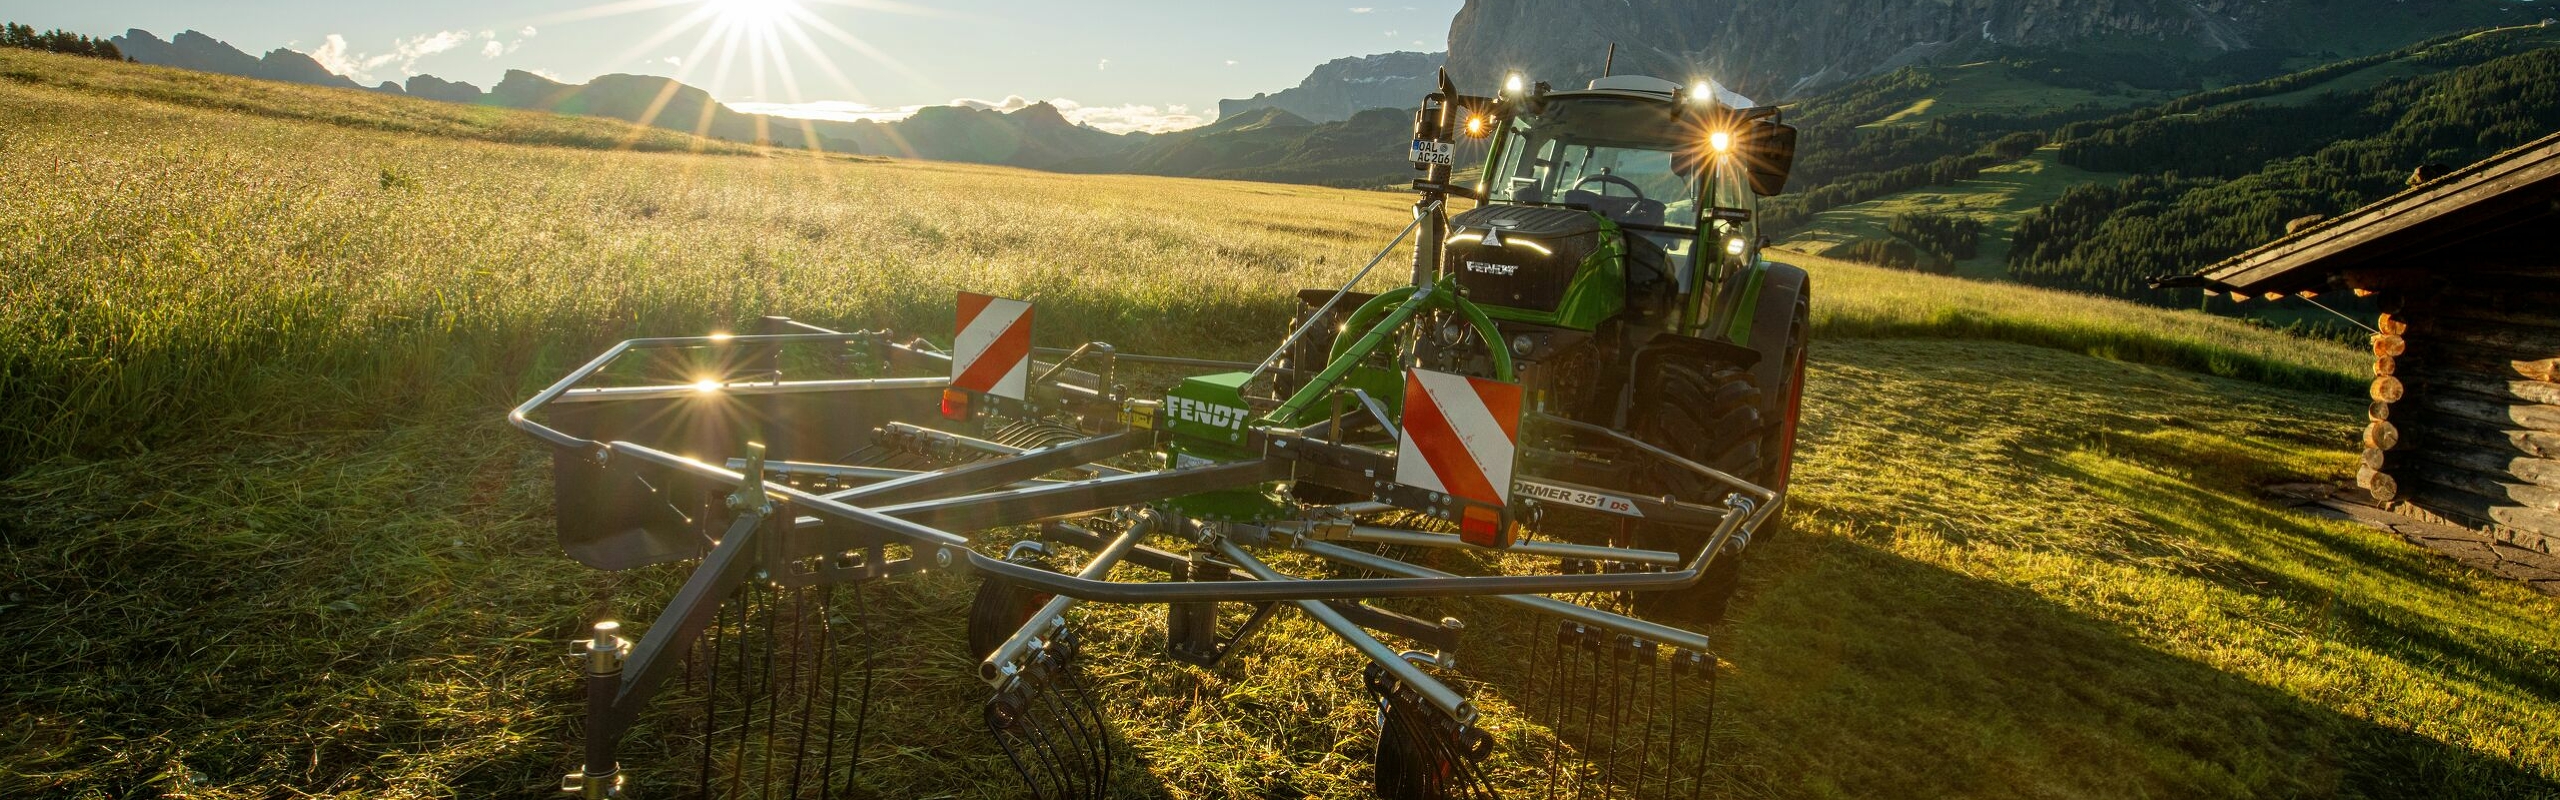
1854, 62, 2171, 131
4, 50, 2556, 799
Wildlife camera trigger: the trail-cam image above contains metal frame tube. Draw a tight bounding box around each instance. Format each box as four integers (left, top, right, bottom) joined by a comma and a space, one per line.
1213, 539, 1476, 723
612, 440, 1759, 603
1295, 538, 1715, 654
979, 515, 1160, 683
1278, 522, 1683, 567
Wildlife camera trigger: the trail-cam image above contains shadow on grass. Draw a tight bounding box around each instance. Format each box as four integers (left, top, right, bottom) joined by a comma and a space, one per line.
1698, 528, 2557, 800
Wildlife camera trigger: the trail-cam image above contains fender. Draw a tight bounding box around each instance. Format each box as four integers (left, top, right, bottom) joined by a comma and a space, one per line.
1742, 260, 1810, 398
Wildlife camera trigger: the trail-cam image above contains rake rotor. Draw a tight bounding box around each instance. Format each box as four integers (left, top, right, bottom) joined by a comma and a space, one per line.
518, 198, 1777, 800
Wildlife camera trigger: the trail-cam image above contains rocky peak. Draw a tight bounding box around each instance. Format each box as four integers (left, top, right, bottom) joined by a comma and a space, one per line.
1218, 50, 1444, 123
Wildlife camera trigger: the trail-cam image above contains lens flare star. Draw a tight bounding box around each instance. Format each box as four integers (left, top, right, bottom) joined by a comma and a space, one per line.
526, 0, 935, 153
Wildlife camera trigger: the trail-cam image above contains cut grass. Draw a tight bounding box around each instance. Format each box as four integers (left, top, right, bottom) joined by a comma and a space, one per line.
6, 48, 2552, 799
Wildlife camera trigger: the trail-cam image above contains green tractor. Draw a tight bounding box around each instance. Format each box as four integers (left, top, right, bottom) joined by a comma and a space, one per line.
1273, 70, 1808, 621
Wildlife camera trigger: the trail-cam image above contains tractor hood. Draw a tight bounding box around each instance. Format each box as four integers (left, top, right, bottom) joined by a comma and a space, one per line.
1445, 204, 1606, 315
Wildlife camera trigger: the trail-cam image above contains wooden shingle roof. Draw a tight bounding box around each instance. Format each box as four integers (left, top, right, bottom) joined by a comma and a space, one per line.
2190, 130, 2560, 300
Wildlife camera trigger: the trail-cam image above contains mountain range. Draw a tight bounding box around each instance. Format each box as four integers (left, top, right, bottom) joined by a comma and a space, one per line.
106, 27, 1429, 186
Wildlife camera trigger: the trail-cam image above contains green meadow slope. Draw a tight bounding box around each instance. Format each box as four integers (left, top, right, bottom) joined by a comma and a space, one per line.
3, 50, 2555, 799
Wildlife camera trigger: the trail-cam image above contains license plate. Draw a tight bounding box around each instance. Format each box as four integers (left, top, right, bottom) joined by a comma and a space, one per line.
1410, 139, 1454, 166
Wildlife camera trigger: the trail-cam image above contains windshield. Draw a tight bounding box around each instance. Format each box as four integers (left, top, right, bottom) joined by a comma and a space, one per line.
1483, 97, 1702, 231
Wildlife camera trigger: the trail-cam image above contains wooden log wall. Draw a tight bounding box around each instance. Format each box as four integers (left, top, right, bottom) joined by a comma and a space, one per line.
2362, 276, 2560, 553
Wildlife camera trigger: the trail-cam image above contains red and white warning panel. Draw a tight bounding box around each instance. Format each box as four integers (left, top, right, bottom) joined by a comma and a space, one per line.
952, 291, 1033, 401
1394, 368, 1524, 548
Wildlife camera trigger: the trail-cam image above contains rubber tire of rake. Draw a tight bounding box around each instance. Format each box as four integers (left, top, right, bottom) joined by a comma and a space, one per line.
967, 552, 1059, 662
1630, 360, 1766, 625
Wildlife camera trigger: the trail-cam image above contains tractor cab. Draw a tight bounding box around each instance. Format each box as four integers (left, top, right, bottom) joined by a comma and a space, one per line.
1444, 74, 1794, 336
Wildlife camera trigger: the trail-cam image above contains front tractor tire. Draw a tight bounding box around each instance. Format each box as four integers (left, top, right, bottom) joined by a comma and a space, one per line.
1629, 357, 1765, 624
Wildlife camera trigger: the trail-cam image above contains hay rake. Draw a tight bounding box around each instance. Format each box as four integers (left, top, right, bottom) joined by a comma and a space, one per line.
517, 64, 1803, 799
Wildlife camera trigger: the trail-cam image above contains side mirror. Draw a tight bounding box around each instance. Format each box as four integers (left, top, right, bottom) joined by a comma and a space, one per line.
1740, 121, 1797, 197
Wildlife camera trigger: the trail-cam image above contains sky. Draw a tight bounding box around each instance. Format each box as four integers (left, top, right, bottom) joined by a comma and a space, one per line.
0, 0, 1463, 132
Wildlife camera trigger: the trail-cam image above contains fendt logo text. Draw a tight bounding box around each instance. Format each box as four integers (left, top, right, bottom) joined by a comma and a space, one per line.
1465, 261, 1519, 276
1167, 396, 1248, 430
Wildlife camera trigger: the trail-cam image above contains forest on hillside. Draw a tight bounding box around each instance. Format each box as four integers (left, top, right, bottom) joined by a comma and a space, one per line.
1768, 27, 2560, 317
2007, 40, 2560, 305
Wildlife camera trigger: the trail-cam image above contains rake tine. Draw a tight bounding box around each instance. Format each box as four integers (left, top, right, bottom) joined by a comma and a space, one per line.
1602, 635, 1627, 797
1034, 658, 1099, 797
1597, 632, 1618, 799
727, 582, 755, 799
848, 581, 876, 788
1026, 664, 1096, 799
1056, 662, 1116, 797
984, 691, 1049, 800
760, 584, 782, 798
696, 591, 725, 800
1633, 639, 1658, 799
817, 583, 839, 800
1546, 623, 1566, 800
790, 586, 817, 800
1013, 669, 1077, 800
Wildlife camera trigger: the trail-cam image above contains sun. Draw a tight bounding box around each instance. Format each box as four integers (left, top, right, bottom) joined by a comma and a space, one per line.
705, 0, 800, 29
530, 0, 934, 152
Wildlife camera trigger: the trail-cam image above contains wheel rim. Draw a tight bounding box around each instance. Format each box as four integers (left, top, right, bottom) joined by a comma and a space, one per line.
1770, 345, 1807, 494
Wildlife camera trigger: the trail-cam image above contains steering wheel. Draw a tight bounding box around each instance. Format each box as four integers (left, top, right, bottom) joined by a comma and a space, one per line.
1569, 173, 1648, 200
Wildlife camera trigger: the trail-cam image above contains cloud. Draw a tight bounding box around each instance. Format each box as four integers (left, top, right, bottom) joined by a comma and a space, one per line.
662, 56, 683, 67
744, 96, 1208, 135
404, 30, 472, 58
1350, 7, 1374, 12
1224, 59, 1237, 66
307, 35, 368, 79
1052, 100, 1205, 134
732, 99, 925, 124
482, 41, 504, 58
1096, 58, 1109, 71
951, 95, 1035, 112
522, 26, 538, 37
308, 29, 495, 82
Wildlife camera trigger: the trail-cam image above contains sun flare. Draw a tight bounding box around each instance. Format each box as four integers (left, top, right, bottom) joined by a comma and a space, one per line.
530, 0, 931, 153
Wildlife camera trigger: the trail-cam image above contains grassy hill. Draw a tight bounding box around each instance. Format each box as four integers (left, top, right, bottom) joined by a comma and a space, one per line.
4, 48, 2555, 799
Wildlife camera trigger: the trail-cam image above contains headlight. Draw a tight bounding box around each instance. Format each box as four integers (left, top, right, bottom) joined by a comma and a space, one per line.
1709, 131, 1733, 153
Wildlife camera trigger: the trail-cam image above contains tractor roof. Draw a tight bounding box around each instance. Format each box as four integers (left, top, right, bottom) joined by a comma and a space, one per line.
1547, 75, 1759, 110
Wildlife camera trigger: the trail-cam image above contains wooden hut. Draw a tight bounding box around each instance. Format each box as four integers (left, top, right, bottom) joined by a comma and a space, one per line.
2192, 131, 2560, 556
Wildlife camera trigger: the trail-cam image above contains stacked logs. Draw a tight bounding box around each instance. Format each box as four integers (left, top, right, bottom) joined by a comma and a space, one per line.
2361, 281, 2560, 553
